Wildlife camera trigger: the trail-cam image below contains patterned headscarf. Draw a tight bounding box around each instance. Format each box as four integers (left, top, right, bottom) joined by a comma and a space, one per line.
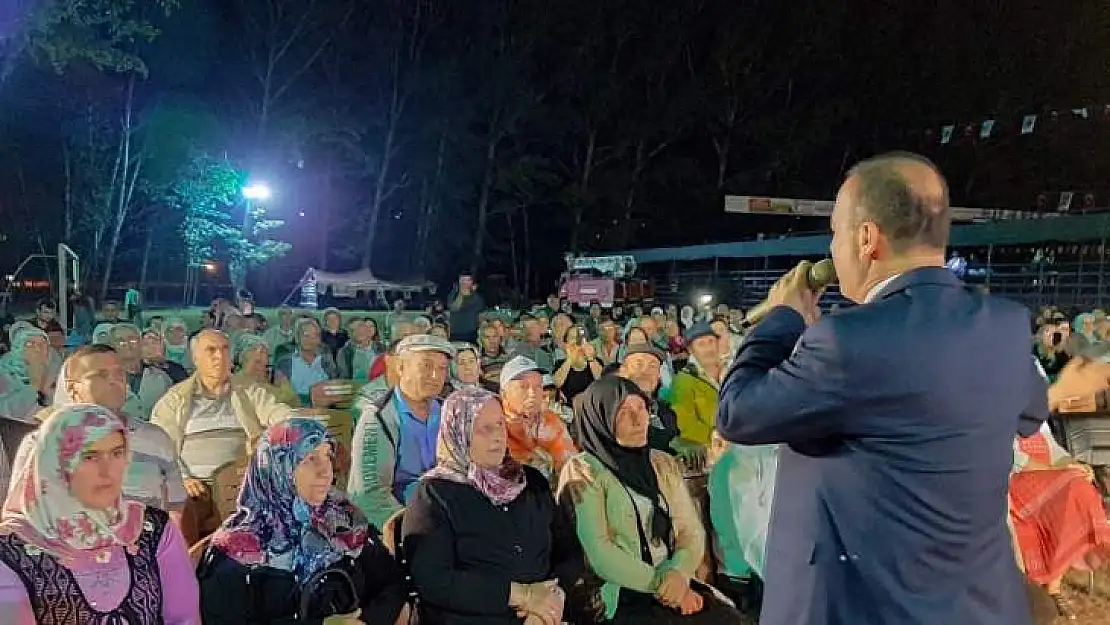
423, 387, 527, 505
0, 324, 47, 384
234, 333, 269, 368
294, 317, 321, 350
1075, 313, 1097, 341
209, 419, 369, 578
0, 404, 144, 565
92, 323, 116, 346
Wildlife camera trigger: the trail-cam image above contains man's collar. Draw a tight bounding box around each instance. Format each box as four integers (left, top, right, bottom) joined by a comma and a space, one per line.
865, 266, 961, 303
864, 274, 902, 303
193, 377, 231, 398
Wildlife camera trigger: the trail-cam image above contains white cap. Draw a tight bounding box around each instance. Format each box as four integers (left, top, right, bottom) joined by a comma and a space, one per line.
499, 355, 541, 389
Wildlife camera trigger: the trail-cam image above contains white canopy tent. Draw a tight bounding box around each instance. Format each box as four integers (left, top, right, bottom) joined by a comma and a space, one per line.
284, 268, 435, 308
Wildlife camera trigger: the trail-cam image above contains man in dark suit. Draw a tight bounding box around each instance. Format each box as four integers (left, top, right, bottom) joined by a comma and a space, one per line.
717, 152, 1048, 625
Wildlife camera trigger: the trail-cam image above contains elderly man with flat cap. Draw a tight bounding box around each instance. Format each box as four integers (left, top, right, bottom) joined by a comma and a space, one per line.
348, 334, 455, 526
717, 152, 1047, 625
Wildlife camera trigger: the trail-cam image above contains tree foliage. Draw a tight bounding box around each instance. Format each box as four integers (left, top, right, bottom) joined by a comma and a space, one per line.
7, 0, 1095, 303
169, 155, 289, 273
23, 0, 180, 77
170, 155, 244, 268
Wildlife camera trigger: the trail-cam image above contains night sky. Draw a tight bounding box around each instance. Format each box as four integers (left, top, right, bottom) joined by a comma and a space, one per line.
1, 0, 1109, 300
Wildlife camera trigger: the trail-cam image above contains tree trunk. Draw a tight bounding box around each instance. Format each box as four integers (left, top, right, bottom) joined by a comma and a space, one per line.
618, 141, 647, 249
361, 117, 396, 269
91, 120, 127, 287
318, 163, 332, 270
138, 225, 154, 291
99, 156, 141, 302
568, 128, 597, 253
470, 129, 500, 276
522, 205, 532, 303
416, 130, 447, 274
714, 99, 737, 190
62, 141, 73, 242
97, 76, 135, 304
507, 211, 518, 291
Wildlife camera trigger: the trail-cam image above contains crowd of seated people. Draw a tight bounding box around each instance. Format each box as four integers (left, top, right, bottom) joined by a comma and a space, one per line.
0, 289, 1104, 623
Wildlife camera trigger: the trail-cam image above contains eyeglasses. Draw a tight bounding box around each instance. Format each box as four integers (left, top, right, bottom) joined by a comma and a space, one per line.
79, 369, 128, 384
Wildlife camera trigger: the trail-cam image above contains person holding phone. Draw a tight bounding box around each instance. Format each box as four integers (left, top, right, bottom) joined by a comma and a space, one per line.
1036, 319, 1073, 382
553, 326, 602, 405
449, 275, 486, 344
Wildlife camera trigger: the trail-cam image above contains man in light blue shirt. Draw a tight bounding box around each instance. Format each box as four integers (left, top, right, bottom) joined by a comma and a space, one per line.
348, 334, 455, 526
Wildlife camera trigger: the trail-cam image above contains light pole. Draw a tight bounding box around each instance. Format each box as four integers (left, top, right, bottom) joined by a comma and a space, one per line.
237, 182, 272, 296
241, 182, 273, 232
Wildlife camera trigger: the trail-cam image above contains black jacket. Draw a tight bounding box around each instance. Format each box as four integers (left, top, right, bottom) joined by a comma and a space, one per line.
198, 528, 407, 624
401, 466, 582, 625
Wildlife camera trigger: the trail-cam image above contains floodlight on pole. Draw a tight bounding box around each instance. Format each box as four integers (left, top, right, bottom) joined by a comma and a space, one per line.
242, 182, 272, 201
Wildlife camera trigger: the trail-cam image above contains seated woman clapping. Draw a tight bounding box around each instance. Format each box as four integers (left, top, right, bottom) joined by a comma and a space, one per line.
1011, 421, 1110, 619
556, 376, 745, 625
199, 418, 406, 624
0, 404, 199, 624
402, 387, 578, 625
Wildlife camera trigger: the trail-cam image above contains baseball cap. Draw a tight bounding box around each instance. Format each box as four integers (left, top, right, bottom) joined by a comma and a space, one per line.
622, 343, 665, 364
684, 321, 716, 343
500, 355, 542, 389
396, 334, 456, 358
542, 374, 556, 388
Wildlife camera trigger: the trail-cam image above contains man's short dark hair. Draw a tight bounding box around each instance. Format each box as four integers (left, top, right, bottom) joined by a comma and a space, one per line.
67, 343, 118, 378
847, 151, 950, 252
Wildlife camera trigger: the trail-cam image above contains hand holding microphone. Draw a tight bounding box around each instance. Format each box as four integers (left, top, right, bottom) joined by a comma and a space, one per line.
746, 259, 836, 326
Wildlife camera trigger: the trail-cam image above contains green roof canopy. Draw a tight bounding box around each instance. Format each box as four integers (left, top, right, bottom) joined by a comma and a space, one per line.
617, 214, 1110, 264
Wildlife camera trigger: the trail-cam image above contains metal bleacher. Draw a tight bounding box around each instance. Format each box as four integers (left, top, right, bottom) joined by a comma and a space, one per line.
611, 213, 1110, 311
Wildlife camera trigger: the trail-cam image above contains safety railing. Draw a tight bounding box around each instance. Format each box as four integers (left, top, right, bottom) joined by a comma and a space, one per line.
647, 260, 1110, 312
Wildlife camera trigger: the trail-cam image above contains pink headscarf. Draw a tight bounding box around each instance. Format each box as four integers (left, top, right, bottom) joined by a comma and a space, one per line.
0, 404, 145, 566
423, 388, 527, 505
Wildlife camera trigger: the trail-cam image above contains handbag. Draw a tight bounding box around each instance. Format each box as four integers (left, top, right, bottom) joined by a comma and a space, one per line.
298, 565, 360, 621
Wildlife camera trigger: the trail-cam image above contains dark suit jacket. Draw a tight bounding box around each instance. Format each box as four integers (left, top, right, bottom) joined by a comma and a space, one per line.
717, 267, 1047, 625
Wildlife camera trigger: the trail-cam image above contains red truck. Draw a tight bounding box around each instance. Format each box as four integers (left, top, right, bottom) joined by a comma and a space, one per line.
558, 254, 652, 307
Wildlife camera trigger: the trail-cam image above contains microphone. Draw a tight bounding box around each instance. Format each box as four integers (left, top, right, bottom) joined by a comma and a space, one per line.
744, 259, 837, 325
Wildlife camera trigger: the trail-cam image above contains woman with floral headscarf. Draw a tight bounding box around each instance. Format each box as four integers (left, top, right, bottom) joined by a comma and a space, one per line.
402, 387, 580, 625
0, 324, 51, 425
0, 404, 198, 624
199, 418, 405, 624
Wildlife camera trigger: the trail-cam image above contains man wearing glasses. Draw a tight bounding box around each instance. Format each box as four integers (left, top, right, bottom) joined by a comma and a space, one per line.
109, 324, 173, 421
